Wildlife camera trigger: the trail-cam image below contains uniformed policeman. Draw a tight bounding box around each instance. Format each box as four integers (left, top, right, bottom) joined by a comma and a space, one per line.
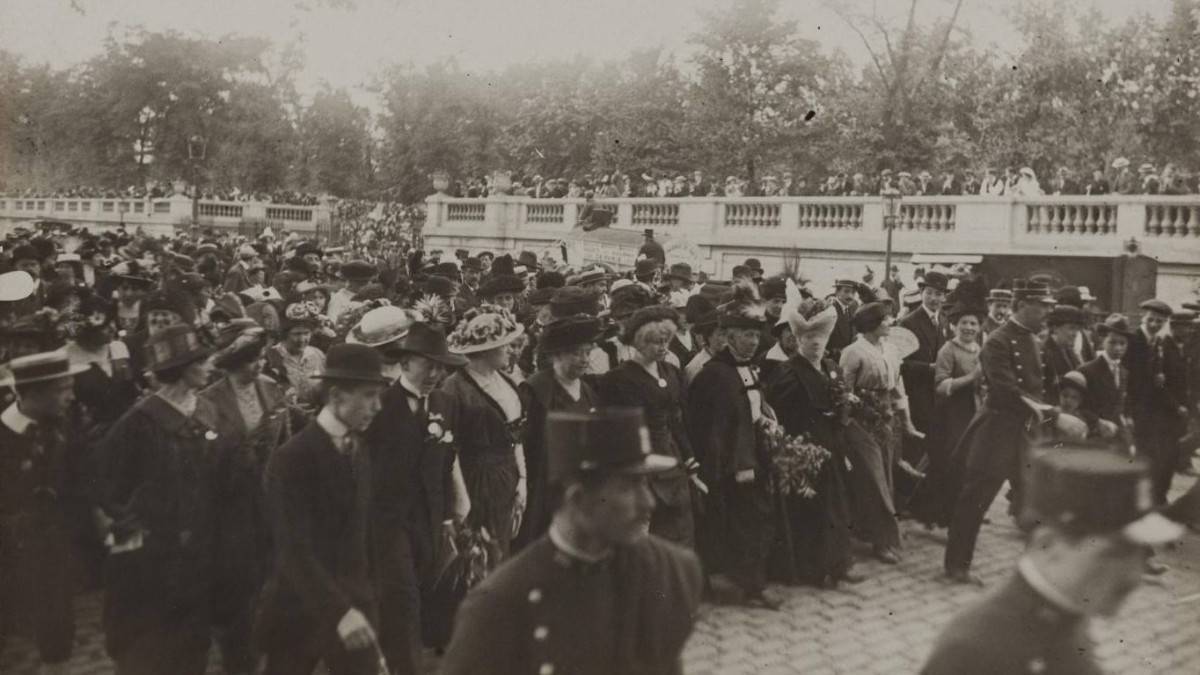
440, 407, 704, 675
923, 445, 1185, 675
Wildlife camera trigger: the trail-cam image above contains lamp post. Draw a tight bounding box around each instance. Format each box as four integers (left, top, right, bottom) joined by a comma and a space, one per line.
187, 135, 207, 234
881, 187, 902, 284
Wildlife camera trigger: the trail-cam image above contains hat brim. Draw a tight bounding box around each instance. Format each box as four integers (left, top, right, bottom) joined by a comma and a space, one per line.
346, 327, 411, 348
148, 347, 212, 374
608, 453, 679, 476
0, 360, 90, 388
1122, 511, 1186, 546
448, 324, 525, 355
310, 371, 390, 385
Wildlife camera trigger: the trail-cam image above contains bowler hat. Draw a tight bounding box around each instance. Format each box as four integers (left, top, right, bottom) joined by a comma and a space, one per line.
1046, 304, 1086, 327
479, 274, 525, 299
1138, 299, 1173, 317
1021, 445, 1183, 545
608, 284, 655, 320
540, 315, 605, 354
0, 350, 88, 388
518, 251, 540, 271
744, 258, 763, 272
145, 325, 211, 373
550, 286, 600, 318
634, 258, 659, 278
313, 343, 388, 384
918, 271, 949, 293
664, 263, 694, 282
385, 322, 468, 367
684, 294, 715, 325
340, 260, 377, 282
1095, 313, 1134, 337
546, 407, 677, 483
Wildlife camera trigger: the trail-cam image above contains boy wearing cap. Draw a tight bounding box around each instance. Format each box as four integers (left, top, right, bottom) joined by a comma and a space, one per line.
1125, 299, 1189, 503
0, 352, 88, 675
441, 408, 703, 675
257, 344, 388, 675
1078, 315, 1135, 438
923, 447, 1184, 675
1041, 305, 1086, 404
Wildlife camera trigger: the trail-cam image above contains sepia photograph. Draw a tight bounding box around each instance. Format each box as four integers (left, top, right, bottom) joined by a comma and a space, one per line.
1, 0, 1198, 673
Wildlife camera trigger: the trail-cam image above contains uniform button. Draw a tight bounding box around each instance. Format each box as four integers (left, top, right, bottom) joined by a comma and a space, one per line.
539, 663, 555, 675
534, 626, 549, 641
1014, 351, 1020, 356
1028, 657, 1046, 673
528, 589, 543, 604
1016, 365, 1022, 370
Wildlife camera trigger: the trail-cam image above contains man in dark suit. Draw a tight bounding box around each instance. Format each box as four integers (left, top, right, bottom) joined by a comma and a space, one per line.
1077, 314, 1134, 433
457, 257, 483, 310
826, 279, 860, 361
365, 323, 468, 674
982, 288, 1012, 338
899, 271, 951, 466
258, 344, 389, 675
1054, 286, 1098, 362
924, 447, 1184, 675
440, 408, 704, 675
944, 281, 1066, 584
1124, 299, 1189, 504
1041, 305, 1085, 404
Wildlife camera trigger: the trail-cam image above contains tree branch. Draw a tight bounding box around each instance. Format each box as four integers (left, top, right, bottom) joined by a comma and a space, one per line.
822, 0, 891, 85
912, 0, 968, 96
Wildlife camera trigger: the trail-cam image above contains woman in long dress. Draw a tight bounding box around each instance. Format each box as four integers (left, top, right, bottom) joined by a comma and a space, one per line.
441, 305, 528, 562
764, 302, 862, 588
514, 315, 603, 550
908, 303, 985, 528
839, 302, 923, 564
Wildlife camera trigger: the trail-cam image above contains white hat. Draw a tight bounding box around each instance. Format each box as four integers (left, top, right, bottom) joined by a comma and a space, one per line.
345, 306, 415, 348
1112, 157, 1130, 169
0, 271, 36, 302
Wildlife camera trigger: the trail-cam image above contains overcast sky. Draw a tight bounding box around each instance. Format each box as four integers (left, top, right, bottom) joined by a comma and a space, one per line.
0, 0, 1176, 99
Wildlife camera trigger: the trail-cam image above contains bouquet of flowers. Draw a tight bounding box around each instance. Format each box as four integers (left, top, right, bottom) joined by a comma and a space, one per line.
760, 419, 832, 499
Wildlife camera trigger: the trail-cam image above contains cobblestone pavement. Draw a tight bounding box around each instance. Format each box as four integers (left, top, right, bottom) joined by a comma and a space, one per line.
3, 476, 1197, 675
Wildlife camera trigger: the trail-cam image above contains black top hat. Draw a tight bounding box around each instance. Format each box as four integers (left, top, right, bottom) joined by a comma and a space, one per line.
386, 322, 468, 367
1046, 304, 1087, 327
340, 260, 378, 282
145, 324, 211, 373
550, 286, 600, 318
664, 263, 694, 282
1095, 313, 1134, 337
313, 343, 388, 384
1021, 445, 1183, 545
918, 271, 950, 292
643, 229, 655, 238
479, 274, 525, 299
546, 407, 677, 483
540, 315, 605, 354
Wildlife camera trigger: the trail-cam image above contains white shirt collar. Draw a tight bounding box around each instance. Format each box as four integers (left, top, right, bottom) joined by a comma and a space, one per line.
1018, 557, 1084, 616
548, 521, 612, 563
923, 304, 940, 322
316, 405, 351, 444
1, 402, 36, 435
1101, 351, 1122, 369
398, 375, 425, 399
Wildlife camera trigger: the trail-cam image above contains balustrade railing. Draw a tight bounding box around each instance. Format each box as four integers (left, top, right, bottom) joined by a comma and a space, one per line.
798, 203, 863, 230
1144, 204, 1200, 237
526, 202, 565, 225
446, 202, 486, 222
899, 203, 956, 231
631, 203, 679, 227
724, 202, 781, 228
1026, 203, 1117, 235
198, 203, 243, 218
265, 206, 313, 222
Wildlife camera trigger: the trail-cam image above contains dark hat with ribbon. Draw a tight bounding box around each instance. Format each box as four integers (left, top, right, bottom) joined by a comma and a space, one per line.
634, 258, 659, 278
340, 260, 378, 282
0, 350, 88, 388
145, 324, 211, 373
540, 315, 605, 354
293, 241, 323, 259
744, 258, 763, 272
918, 271, 950, 293
760, 277, 787, 301
684, 294, 716, 326
852, 301, 891, 333
213, 318, 267, 370
550, 286, 601, 318
384, 321, 468, 367
664, 263, 695, 282
1054, 286, 1087, 309
1095, 313, 1134, 338
608, 284, 655, 320
1020, 445, 1184, 545
479, 274, 525, 299
312, 343, 388, 384
1046, 304, 1087, 327
423, 274, 459, 299
546, 407, 677, 483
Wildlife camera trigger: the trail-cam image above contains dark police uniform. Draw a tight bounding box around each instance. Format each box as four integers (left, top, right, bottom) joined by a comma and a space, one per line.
440, 534, 703, 675
945, 315, 1049, 575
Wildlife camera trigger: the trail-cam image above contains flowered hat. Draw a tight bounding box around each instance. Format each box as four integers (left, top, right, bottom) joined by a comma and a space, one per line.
447, 304, 525, 355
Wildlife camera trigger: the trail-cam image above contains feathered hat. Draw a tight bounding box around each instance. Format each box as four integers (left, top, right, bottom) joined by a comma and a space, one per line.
779, 279, 838, 349
717, 279, 766, 329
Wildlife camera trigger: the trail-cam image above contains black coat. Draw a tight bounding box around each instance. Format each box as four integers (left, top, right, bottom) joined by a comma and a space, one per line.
1124, 329, 1188, 414
256, 419, 375, 651
900, 306, 950, 433
1077, 356, 1129, 426
441, 535, 703, 675
826, 300, 857, 359
1041, 334, 1082, 404
923, 573, 1102, 675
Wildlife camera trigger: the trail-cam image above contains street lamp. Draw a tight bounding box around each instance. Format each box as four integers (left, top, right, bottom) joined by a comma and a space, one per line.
881, 187, 902, 284
187, 135, 207, 233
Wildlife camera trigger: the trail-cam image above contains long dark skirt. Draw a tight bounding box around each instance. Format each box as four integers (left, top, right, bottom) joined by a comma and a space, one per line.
908, 386, 977, 528
843, 415, 902, 550
769, 451, 853, 586
461, 452, 519, 565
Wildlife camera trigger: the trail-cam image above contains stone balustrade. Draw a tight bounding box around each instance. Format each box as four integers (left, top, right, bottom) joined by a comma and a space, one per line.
0, 194, 331, 236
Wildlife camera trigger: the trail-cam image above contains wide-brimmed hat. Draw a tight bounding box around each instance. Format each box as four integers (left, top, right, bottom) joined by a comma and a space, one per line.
282, 302, 323, 333
447, 306, 525, 355
340, 260, 377, 283
1095, 313, 1134, 338
1021, 445, 1184, 545
312, 343, 388, 384
1046, 304, 1087, 327
145, 325, 211, 373
540, 315, 605, 354
385, 322, 468, 367
0, 350, 88, 388
717, 282, 766, 329
213, 319, 267, 370
346, 306, 415, 348
572, 266, 611, 287
918, 271, 950, 293
664, 262, 695, 282
479, 274, 525, 299
608, 284, 655, 320
546, 407, 677, 483
1111, 157, 1130, 170
109, 260, 155, 287
0, 271, 36, 302
550, 286, 601, 318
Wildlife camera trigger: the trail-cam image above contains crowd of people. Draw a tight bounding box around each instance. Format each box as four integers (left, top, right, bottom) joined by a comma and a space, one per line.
2, 185, 327, 207
1, 221, 1198, 674
448, 157, 1198, 201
